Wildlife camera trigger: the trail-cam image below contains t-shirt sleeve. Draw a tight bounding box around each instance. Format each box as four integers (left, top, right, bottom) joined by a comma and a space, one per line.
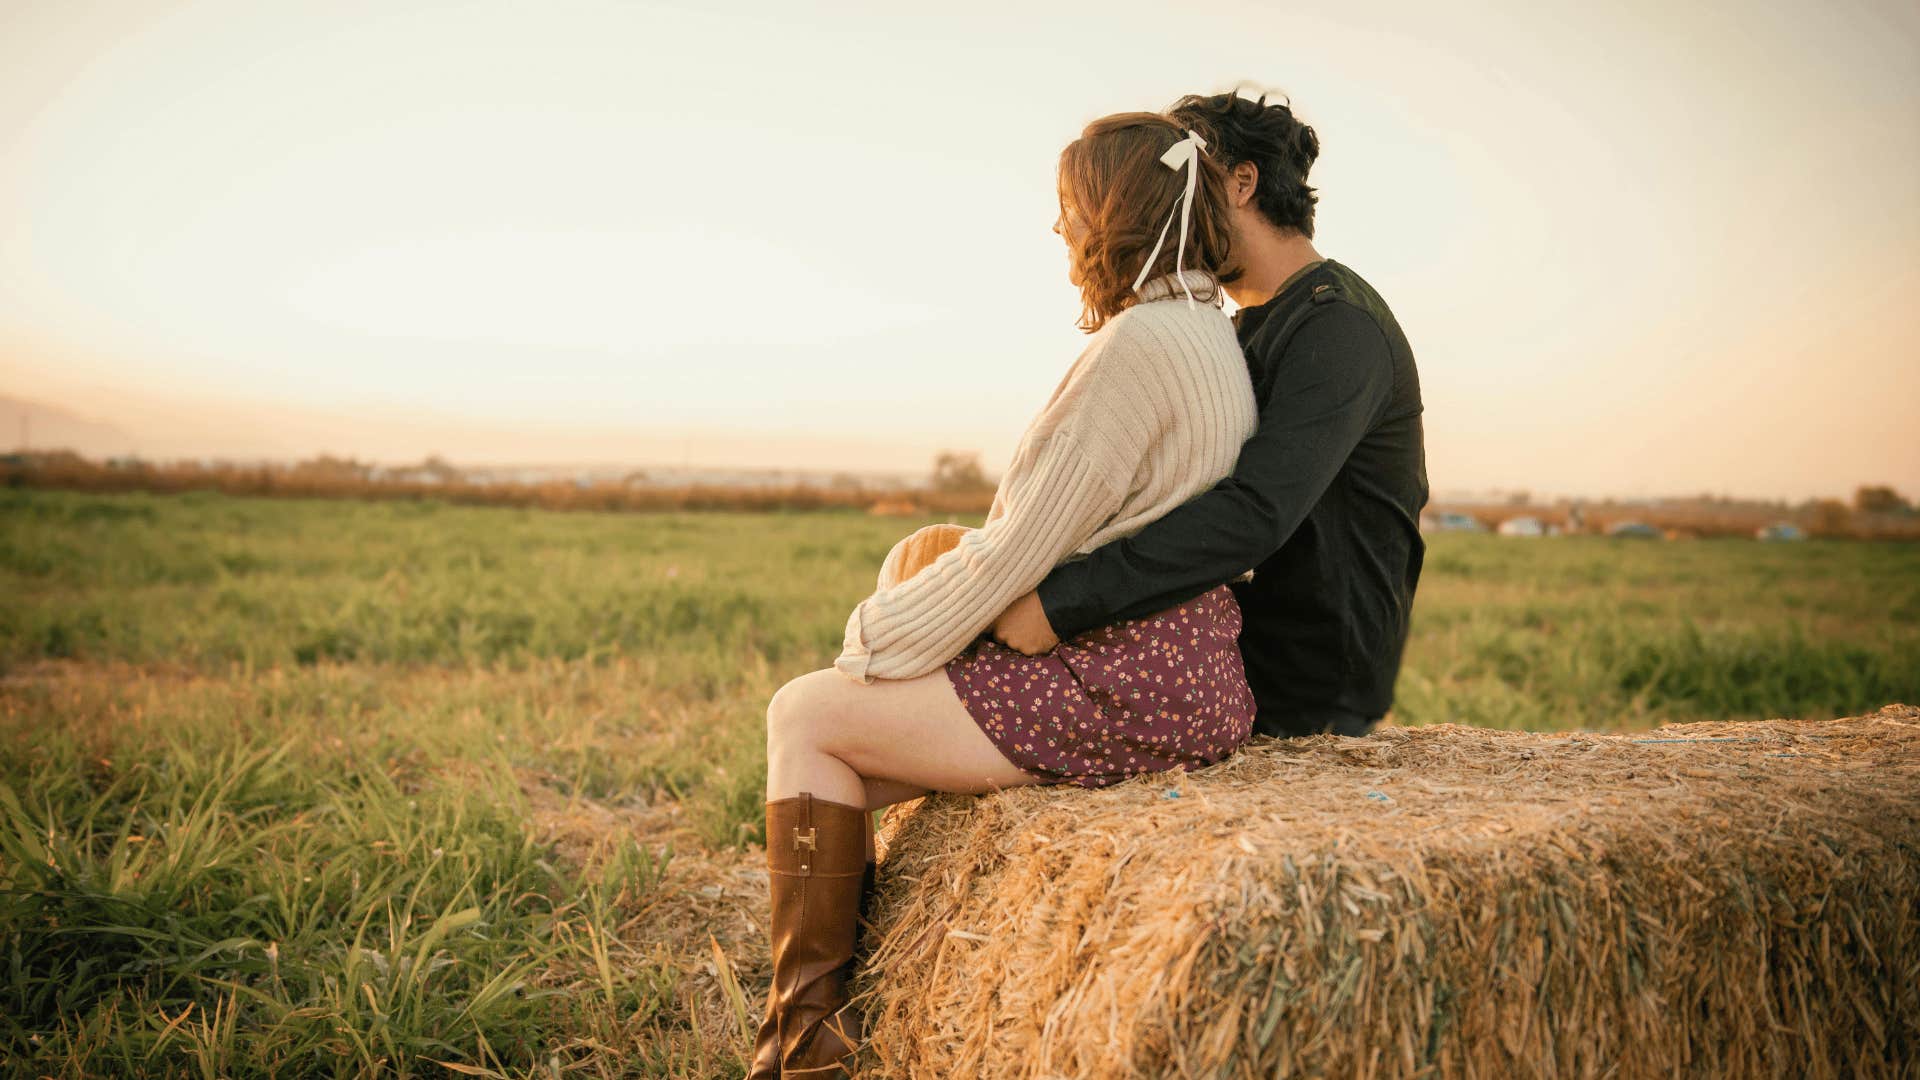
836, 428, 1127, 683
1034, 302, 1394, 638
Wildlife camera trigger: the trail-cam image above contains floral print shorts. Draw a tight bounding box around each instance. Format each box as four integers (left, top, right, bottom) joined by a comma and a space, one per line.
944, 584, 1256, 788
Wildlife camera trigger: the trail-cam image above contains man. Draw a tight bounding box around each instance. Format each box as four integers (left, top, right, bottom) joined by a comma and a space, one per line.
991, 90, 1429, 738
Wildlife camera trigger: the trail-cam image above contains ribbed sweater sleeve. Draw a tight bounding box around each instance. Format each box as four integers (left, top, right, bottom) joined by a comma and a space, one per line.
834, 427, 1128, 683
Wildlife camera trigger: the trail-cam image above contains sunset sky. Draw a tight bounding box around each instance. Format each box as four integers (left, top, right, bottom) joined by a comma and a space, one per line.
1, 0, 1915, 500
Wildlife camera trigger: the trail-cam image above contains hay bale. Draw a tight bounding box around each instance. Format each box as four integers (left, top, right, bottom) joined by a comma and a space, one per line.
853, 707, 1920, 1078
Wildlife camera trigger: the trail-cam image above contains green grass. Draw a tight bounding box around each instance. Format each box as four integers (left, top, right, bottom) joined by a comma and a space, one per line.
0, 743, 551, 1074
0, 488, 898, 670
1397, 533, 1919, 728
0, 488, 1915, 1075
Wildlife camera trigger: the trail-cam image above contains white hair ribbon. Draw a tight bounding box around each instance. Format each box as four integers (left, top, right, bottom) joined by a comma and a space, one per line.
1130, 128, 1210, 306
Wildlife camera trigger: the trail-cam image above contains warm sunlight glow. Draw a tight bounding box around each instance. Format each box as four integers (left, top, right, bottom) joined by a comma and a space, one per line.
2, 0, 1916, 498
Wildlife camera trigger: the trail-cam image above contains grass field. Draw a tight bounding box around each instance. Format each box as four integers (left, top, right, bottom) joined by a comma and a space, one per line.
2, 489, 1915, 1076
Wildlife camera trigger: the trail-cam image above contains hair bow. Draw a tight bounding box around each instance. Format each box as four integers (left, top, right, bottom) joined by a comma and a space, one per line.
1131, 128, 1210, 306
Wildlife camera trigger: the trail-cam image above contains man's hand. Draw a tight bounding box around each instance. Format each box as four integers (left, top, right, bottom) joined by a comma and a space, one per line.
991, 590, 1060, 655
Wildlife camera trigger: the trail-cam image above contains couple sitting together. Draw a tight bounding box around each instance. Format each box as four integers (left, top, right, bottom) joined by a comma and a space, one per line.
750, 88, 1429, 1076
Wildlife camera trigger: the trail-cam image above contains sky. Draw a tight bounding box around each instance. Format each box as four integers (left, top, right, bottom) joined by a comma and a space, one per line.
1, 0, 1916, 500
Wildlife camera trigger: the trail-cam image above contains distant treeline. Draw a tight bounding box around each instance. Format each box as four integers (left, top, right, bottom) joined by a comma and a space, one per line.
0, 450, 995, 517
5, 449, 1915, 539
1431, 490, 1920, 542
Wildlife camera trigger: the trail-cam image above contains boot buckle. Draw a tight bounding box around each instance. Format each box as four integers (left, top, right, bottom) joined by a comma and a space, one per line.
793, 826, 816, 872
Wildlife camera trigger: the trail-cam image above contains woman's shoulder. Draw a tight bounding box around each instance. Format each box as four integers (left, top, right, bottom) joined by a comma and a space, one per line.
1102, 290, 1238, 361
1114, 293, 1232, 329
1037, 281, 1238, 424
1112, 270, 1231, 328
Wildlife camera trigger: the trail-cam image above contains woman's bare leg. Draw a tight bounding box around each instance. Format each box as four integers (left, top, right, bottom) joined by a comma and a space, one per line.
766, 667, 1043, 807
863, 777, 929, 810
753, 666, 1037, 1074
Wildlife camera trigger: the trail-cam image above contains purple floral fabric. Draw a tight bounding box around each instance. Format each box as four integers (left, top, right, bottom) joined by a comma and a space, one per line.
944, 584, 1256, 788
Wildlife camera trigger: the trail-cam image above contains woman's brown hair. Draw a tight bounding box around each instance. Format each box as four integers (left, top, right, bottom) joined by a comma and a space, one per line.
1058, 112, 1235, 333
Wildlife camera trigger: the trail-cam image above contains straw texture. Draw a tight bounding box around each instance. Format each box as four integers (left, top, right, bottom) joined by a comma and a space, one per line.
852, 707, 1920, 1078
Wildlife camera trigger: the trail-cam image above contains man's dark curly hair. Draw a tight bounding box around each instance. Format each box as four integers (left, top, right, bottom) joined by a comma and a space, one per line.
1167, 90, 1320, 238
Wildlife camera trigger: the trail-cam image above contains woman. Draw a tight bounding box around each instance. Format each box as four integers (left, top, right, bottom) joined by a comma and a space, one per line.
749, 112, 1259, 1078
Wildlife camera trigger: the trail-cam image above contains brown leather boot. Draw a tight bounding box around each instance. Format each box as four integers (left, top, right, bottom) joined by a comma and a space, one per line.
746, 793, 868, 1078
858, 809, 877, 927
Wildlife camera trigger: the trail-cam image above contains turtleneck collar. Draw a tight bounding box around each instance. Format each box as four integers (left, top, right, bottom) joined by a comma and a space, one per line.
1133, 268, 1222, 307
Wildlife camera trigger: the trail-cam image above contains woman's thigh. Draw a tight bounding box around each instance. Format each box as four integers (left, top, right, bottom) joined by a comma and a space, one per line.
770, 667, 1045, 796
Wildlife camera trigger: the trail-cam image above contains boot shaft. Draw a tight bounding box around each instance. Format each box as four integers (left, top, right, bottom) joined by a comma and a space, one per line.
767, 792, 869, 880
750, 792, 870, 1078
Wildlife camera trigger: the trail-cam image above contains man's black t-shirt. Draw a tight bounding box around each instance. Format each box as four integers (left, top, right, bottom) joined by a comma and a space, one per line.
1034, 259, 1428, 736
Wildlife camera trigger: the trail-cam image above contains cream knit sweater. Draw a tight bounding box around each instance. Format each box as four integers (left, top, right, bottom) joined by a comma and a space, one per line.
835, 270, 1258, 683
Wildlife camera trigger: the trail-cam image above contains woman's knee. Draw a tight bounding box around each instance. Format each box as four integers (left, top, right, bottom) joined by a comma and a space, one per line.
766, 670, 830, 752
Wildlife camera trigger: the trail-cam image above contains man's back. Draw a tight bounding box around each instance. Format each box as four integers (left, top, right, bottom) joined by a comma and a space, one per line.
1228, 259, 1427, 734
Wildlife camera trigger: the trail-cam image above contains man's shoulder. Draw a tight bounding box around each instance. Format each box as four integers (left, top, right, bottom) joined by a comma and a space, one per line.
1319, 261, 1412, 347
1313, 262, 1422, 415
1285, 260, 1395, 327
1233, 262, 1411, 412
1246, 285, 1392, 367
1251, 263, 1412, 368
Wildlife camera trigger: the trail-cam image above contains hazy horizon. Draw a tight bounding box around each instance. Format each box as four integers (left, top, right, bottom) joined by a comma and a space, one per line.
3, 0, 1917, 503
3, 389, 1900, 508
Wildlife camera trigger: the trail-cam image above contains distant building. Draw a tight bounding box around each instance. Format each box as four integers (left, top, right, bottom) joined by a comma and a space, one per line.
1421, 511, 1487, 534
1497, 516, 1548, 538
1606, 521, 1662, 540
